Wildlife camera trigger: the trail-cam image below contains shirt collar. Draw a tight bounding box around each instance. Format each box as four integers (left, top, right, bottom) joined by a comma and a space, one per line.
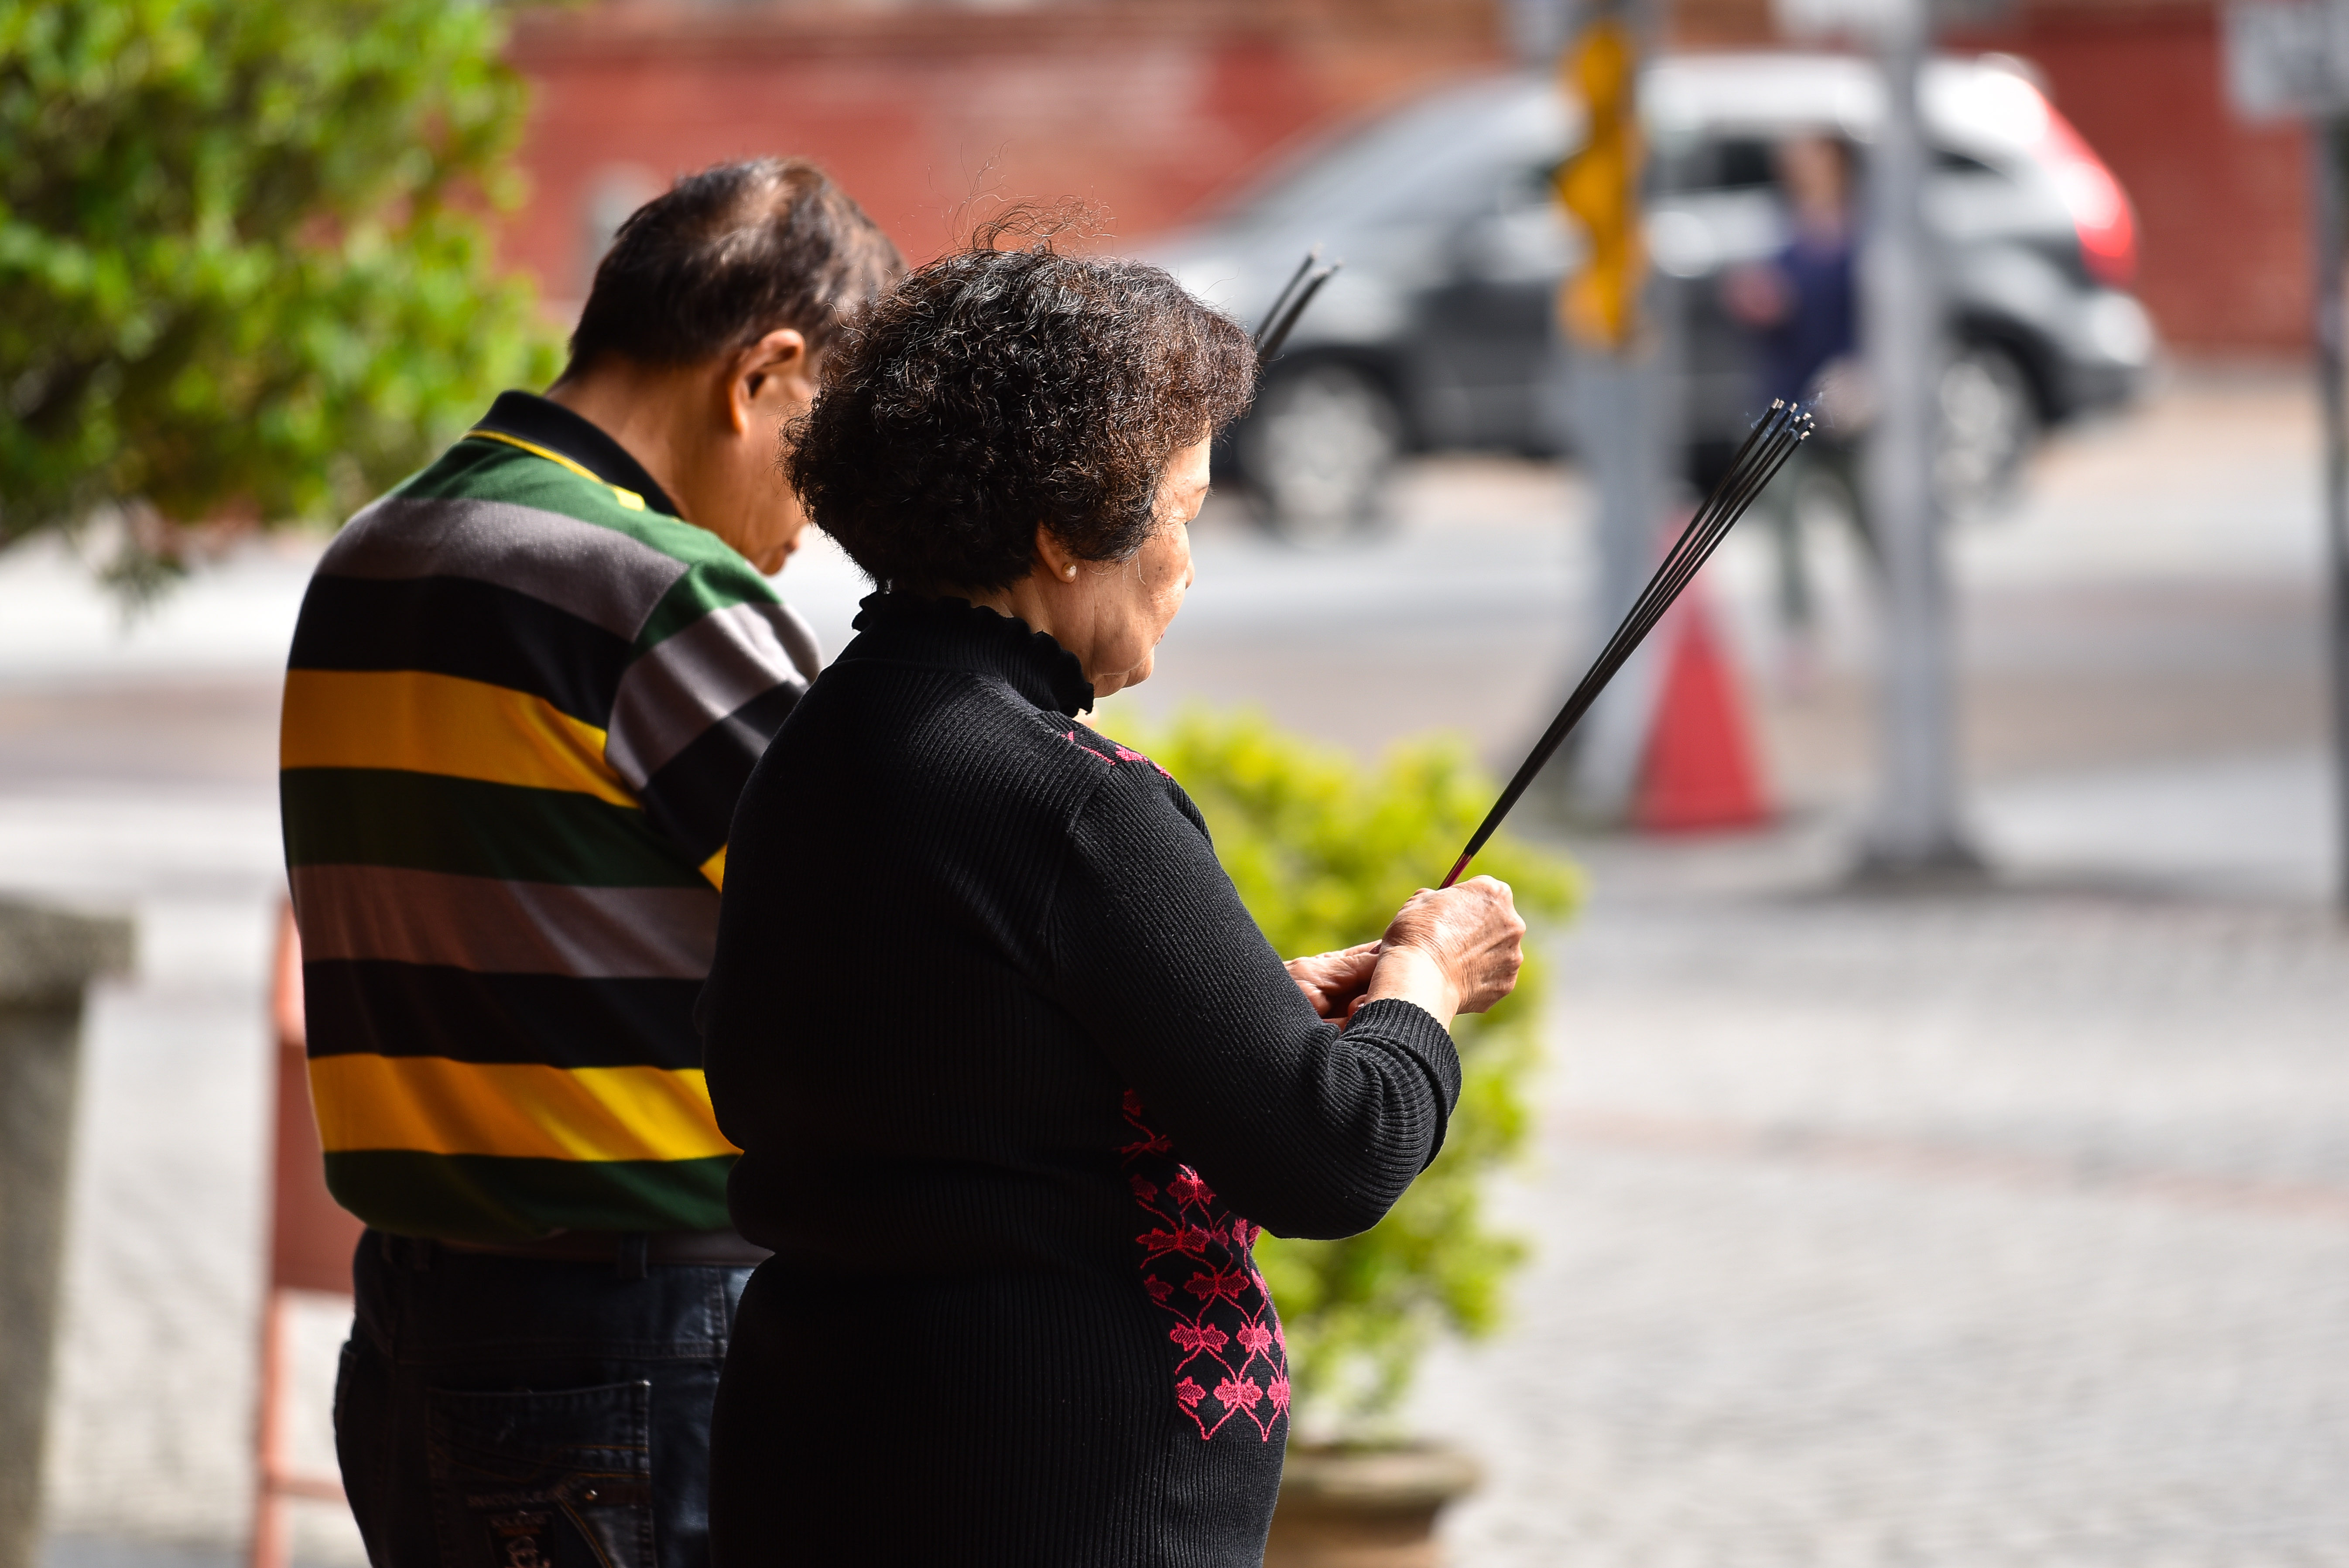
472, 390, 684, 520
845, 592, 1096, 718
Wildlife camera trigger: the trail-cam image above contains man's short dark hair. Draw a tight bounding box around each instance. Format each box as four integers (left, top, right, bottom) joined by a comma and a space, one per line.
567, 157, 902, 372
787, 241, 1256, 592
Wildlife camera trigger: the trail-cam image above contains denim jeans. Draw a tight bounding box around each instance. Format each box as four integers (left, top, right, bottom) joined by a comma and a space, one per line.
336, 1231, 751, 1568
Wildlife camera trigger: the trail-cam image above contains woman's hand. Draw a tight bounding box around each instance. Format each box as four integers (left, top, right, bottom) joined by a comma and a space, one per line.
1284, 941, 1382, 1020
1363, 877, 1526, 1028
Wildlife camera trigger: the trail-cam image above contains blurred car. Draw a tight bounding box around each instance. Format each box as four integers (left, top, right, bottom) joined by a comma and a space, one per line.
1148, 52, 2157, 538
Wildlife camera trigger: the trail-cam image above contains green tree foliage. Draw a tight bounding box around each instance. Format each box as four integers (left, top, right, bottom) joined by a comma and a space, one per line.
0, 0, 560, 587
1123, 707, 1581, 1431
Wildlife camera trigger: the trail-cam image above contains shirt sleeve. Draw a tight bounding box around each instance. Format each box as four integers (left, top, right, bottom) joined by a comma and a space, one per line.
603, 578, 823, 882
1042, 766, 1462, 1241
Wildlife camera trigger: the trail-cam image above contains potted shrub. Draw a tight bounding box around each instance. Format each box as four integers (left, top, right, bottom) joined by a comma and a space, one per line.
1125, 708, 1579, 1568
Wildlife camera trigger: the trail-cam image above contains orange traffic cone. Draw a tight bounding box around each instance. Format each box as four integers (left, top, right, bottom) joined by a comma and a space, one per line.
1631, 597, 1770, 832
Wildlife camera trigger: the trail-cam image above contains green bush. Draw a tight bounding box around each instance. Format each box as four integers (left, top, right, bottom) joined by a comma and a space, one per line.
1120, 705, 1580, 1432
0, 0, 561, 591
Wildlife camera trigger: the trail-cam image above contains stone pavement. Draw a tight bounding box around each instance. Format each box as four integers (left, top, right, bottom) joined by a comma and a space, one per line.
1409, 825, 2349, 1567
4, 366, 2343, 1563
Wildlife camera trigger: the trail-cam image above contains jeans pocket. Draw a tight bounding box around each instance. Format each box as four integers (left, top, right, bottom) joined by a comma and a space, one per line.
426, 1380, 655, 1568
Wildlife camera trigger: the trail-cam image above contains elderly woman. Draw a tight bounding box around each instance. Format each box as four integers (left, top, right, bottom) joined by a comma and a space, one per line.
699, 240, 1525, 1565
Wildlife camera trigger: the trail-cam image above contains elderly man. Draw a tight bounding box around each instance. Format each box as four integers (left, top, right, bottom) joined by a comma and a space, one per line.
278, 158, 899, 1566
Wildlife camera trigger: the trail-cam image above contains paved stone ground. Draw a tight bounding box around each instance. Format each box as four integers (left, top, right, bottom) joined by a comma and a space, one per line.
1412, 850, 2349, 1567
7, 366, 2345, 1562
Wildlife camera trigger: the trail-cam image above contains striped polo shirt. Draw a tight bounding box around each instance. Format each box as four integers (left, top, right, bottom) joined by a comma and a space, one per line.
281, 391, 819, 1242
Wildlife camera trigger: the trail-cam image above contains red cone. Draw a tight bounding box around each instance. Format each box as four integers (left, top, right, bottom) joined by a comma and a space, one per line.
1631, 597, 1770, 832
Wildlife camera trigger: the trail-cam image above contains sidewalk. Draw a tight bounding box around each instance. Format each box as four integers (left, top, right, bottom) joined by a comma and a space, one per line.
1414, 820, 2349, 1566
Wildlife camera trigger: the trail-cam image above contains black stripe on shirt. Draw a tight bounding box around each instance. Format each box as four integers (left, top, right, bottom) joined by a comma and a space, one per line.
304, 959, 706, 1070
290, 573, 633, 728
638, 681, 807, 866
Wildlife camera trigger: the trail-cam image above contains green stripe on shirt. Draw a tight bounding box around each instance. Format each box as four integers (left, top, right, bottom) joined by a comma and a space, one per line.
323, 1149, 736, 1243
282, 769, 706, 888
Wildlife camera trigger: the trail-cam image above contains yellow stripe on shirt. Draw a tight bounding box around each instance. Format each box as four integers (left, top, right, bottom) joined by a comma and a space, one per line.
308, 1055, 739, 1162
282, 668, 633, 808
699, 845, 727, 890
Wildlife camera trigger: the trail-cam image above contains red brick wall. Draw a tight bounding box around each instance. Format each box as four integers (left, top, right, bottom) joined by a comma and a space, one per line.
501, 2, 1504, 319
500, 0, 2308, 350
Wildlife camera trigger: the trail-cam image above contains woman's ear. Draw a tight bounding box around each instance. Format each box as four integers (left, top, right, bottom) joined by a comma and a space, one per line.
1033, 525, 1083, 583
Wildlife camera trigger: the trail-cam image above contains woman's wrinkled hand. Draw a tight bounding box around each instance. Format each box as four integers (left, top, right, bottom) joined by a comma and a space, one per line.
1364, 876, 1526, 1027
1284, 941, 1382, 1021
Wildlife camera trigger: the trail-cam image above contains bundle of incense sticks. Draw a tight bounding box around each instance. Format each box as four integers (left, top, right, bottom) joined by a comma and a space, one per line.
1439, 398, 1816, 889
1253, 248, 1343, 363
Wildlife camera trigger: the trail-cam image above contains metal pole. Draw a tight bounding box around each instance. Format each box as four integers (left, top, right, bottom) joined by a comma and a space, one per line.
1859, 0, 1977, 875
1556, 0, 1674, 821
1566, 348, 1671, 816
2314, 114, 2349, 911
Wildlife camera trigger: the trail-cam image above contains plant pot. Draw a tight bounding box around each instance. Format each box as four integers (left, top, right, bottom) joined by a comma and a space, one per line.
1263, 1441, 1481, 1568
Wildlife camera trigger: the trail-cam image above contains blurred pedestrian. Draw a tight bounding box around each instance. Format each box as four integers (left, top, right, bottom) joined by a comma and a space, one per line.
1720, 133, 1866, 668
277, 159, 900, 1567
698, 236, 1527, 1565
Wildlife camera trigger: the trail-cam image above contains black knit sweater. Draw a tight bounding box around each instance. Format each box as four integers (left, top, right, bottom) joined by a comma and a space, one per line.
699, 593, 1462, 1567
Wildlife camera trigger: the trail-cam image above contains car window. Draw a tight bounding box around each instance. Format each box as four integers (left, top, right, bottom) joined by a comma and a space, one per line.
1936, 147, 2003, 177
1658, 136, 1779, 195
1655, 135, 2004, 196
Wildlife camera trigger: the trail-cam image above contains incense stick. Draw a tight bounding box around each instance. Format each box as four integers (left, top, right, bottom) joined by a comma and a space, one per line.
1253, 249, 1322, 354
1438, 400, 1814, 888
1254, 257, 1342, 364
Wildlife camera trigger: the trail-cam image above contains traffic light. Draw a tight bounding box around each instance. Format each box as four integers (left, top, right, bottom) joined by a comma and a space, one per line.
1554, 17, 1644, 352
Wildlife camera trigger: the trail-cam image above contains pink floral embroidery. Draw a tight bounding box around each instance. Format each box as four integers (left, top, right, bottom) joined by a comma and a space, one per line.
1168, 1169, 1216, 1208
1120, 1125, 1174, 1157
1185, 1268, 1251, 1306
1121, 1094, 1288, 1443
1137, 1226, 1215, 1260
1058, 729, 1176, 781
1060, 730, 1114, 765
1215, 1376, 1264, 1413
1113, 743, 1175, 779
1171, 1323, 1231, 1354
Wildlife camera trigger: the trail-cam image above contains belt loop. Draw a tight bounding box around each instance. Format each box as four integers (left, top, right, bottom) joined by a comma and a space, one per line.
616, 1232, 649, 1281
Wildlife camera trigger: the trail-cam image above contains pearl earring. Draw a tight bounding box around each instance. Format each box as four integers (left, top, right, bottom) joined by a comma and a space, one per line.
1062, 562, 1078, 579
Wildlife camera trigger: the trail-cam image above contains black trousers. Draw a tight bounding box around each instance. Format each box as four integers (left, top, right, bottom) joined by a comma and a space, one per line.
337, 1230, 751, 1568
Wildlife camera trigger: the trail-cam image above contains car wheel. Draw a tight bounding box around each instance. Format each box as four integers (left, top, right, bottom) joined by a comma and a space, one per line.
1234, 362, 1403, 544
1935, 343, 2038, 517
